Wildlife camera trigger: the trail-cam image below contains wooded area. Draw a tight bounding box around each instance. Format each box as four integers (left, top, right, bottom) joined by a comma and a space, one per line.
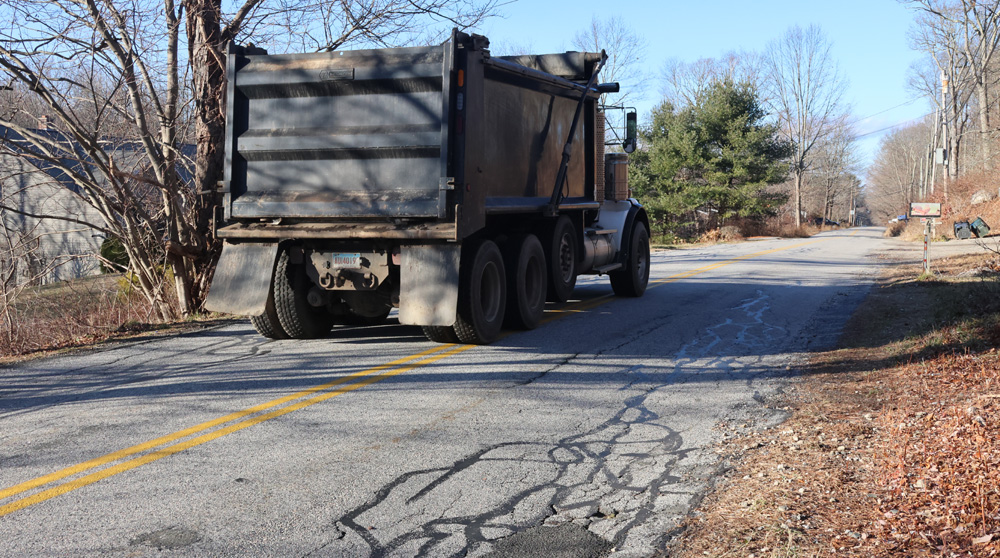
868, 0, 1000, 222
636, 24, 861, 240
636, 1, 1000, 239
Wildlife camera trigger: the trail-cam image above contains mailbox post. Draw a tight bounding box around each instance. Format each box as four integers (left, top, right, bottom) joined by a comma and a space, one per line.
910, 202, 943, 274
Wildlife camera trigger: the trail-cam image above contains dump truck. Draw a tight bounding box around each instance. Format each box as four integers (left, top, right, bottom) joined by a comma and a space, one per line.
205, 30, 650, 344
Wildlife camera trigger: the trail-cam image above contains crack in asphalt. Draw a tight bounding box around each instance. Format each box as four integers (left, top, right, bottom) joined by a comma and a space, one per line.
595, 314, 676, 357
320, 289, 799, 557
328, 372, 692, 557
517, 355, 576, 388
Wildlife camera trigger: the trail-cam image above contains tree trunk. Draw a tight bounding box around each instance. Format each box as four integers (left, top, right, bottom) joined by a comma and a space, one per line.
185, 0, 227, 314
948, 131, 960, 201
822, 187, 831, 229
793, 169, 803, 228
978, 81, 991, 169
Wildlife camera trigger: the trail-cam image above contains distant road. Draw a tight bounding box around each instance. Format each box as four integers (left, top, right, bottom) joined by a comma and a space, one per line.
0, 227, 887, 557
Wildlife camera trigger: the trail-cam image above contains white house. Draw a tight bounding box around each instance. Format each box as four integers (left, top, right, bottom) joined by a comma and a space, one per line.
0, 127, 106, 285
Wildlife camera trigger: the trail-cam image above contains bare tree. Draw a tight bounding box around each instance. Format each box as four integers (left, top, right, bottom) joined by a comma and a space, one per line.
572, 15, 646, 145
866, 123, 931, 221
660, 51, 764, 108
0, 205, 90, 347
907, 3, 977, 197
573, 16, 646, 106
907, 0, 1000, 170
0, 0, 504, 321
765, 24, 849, 227
810, 127, 860, 228
0, 0, 201, 320
489, 39, 535, 57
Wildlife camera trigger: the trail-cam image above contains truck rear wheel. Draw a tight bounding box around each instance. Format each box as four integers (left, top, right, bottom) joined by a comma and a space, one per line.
274, 250, 335, 339
250, 256, 290, 339
421, 326, 460, 343
454, 240, 506, 344
250, 294, 289, 339
610, 220, 650, 297
545, 216, 578, 303
503, 234, 546, 329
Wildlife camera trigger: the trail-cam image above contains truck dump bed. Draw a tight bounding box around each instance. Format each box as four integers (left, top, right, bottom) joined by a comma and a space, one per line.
221, 32, 604, 238
224, 45, 450, 220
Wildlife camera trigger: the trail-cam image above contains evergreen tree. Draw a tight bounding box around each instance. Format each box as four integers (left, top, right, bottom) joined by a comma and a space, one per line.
630, 79, 793, 237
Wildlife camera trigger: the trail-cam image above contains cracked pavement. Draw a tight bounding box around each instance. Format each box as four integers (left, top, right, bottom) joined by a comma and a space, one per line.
0, 228, 887, 557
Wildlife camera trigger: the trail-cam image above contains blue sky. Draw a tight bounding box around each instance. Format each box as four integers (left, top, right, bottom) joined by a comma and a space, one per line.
478, 0, 928, 169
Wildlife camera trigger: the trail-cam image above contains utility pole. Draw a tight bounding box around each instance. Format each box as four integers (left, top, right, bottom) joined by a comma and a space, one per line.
929, 108, 939, 195
848, 182, 857, 227
941, 70, 950, 201
920, 146, 927, 198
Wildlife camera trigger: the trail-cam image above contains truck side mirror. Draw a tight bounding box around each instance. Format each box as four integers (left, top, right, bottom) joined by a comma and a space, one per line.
623, 111, 637, 153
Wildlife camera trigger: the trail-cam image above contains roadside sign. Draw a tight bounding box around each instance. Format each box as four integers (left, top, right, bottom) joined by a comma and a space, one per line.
910, 202, 942, 218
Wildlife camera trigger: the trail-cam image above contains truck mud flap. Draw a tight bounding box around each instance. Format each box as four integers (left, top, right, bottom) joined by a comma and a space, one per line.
398, 244, 460, 327
204, 241, 280, 316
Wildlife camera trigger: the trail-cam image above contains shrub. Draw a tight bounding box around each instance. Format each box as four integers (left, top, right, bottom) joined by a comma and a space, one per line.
884, 221, 907, 237
99, 237, 130, 273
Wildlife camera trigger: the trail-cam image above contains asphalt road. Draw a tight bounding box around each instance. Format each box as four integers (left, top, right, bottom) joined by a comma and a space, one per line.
0, 227, 888, 557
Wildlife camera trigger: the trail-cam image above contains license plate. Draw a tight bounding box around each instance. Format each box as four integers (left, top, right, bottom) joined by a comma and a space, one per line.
330, 253, 362, 268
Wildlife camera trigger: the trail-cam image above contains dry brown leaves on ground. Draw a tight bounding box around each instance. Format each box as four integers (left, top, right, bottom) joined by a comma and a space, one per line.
673, 248, 1000, 557
875, 351, 1000, 555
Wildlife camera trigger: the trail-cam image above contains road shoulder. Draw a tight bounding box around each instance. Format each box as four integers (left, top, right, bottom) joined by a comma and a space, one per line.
670, 237, 1000, 557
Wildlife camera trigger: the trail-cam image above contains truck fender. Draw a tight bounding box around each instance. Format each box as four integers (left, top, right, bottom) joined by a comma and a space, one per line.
205, 241, 280, 316
398, 244, 461, 327
616, 200, 649, 266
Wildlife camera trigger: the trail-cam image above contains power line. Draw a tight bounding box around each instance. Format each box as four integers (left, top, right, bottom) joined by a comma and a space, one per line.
854, 112, 935, 139
855, 97, 924, 122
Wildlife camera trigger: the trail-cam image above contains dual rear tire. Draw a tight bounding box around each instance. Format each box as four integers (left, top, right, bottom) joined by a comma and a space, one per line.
503, 234, 546, 330
254, 219, 647, 344
252, 249, 394, 340
453, 240, 507, 344
251, 250, 334, 339
425, 234, 547, 345
545, 216, 578, 303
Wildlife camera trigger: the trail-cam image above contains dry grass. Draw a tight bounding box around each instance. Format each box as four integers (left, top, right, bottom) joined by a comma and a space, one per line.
700, 226, 744, 243
694, 222, 821, 244
884, 221, 908, 238
782, 224, 823, 238
0, 274, 155, 358
674, 249, 1000, 557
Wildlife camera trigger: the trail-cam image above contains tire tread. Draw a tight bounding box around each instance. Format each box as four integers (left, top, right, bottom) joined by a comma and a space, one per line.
274, 250, 334, 339
422, 325, 460, 343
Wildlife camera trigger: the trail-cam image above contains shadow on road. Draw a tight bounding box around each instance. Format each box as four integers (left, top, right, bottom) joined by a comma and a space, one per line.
5, 229, 944, 416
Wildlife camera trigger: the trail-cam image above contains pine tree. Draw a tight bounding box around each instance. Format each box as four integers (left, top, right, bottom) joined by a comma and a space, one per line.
630, 79, 793, 237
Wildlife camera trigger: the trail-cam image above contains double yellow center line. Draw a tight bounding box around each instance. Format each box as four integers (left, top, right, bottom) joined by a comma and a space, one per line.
0, 233, 844, 517
0, 343, 472, 517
